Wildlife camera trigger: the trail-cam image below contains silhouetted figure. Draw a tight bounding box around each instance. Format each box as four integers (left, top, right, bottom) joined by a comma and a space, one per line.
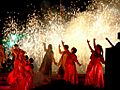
39, 43, 57, 81
105, 32, 120, 89
85, 38, 105, 88
61, 40, 81, 85
57, 44, 69, 79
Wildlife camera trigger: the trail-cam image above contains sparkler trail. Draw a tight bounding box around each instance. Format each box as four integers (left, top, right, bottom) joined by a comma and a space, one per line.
2, 0, 120, 74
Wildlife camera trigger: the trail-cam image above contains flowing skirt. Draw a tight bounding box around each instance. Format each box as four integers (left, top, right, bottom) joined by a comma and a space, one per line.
85, 62, 104, 88
64, 64, 78, 84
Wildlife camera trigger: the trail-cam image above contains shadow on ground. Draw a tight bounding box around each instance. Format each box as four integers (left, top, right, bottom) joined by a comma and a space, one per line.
32, 79, 105, 90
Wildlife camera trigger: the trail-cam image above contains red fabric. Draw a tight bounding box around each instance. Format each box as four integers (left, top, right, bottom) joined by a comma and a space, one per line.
64, 54, 79, 84
8, 61, 33, 90
85, 55, 104, 88
24, 72, 33, 90
7, 69, 18, 86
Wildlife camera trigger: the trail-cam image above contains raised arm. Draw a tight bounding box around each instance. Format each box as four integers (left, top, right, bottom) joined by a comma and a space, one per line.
61, 40, 71, 55
57, 58, 62, 66
43, 42, 47, 52
93, 38, 96, 49
11, 46, 17, 56
105, 37, 114, 47
87, 39, 94, 52
61, 40, 65, 48
58, 44, 63, 54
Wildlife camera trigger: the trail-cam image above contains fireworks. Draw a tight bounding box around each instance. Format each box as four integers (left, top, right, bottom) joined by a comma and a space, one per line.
2, 0, 120, 73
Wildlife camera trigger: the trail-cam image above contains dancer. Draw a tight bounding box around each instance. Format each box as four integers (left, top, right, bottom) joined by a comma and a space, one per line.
39, 43, 57, 81
7, 44, 27, 87
85, 38, 105, 88
15, 64, 33, 90
61, 40, 81, 84
11, 44, 21, 61
57, 44, 69, 79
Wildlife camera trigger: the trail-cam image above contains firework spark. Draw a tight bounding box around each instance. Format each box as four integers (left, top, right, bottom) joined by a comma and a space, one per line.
3, 0, 120, 74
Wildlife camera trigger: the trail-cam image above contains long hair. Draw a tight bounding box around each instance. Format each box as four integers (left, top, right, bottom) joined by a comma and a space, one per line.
96, 44, 103, 57
48, 44, 52, 49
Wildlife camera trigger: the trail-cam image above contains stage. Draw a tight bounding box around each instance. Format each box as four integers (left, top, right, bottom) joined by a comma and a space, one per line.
0, 73, 105, 90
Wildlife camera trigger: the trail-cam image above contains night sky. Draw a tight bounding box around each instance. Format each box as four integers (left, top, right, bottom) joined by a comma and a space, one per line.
0, 0, 92, 41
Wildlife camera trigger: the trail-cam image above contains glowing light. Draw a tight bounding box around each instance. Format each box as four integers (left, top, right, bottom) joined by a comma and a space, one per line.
2, 0, 120, 74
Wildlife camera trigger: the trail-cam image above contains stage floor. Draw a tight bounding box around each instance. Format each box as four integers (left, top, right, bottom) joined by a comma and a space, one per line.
0, 73, 105, 90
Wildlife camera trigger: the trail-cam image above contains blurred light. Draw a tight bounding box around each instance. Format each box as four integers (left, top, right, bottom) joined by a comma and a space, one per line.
2, 0, 120, 74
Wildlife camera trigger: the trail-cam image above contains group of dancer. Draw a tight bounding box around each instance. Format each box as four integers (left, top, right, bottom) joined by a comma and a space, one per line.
7, 44, 34, 90
0, 38, 105, 90
35, 38, 105, 88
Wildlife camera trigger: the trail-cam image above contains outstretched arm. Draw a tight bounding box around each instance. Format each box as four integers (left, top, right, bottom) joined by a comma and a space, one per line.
61, 40, 65, 48
100, 57, 105, 64
105, 37, 114, 47
43, 42, 47, 52
93, 38, 96, 49
51, 53, 57, 65
87, 39, 94, 52
73, 56, 82, 66
76, 60, 82, 66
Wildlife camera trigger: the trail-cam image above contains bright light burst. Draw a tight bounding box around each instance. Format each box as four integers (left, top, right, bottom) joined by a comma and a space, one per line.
3, 0, 120, 74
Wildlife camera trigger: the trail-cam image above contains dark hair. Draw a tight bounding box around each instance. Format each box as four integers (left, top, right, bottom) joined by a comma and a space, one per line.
14, 44, 19, 47
25, 55, 29, 60
64, 45, 69, 50
71, 47, 77, 54
48, 44, 52, 49
29, 58, 34, 63
96, 44, 103, 56
118, 32, 120, 39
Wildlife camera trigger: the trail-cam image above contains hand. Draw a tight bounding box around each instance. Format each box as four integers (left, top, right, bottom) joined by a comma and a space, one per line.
93, 38, 96, 41
54, 62, 58, 66
105, 37, 108, 40
43, 42, 46, 47
87, 39, 90, 43
61, 40, 64, 44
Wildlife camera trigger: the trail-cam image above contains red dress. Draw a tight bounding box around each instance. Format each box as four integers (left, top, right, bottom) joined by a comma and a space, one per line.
15, 65, 33, 90
85, 52, 104, 88
24, 65, 33, 90
64, 53, 79, 84
7, 59, 20, 86
8, 60, 33, 90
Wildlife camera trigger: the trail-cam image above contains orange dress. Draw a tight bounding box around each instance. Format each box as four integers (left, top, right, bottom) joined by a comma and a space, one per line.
64, 53, 79, 84
85, 52, 104, 88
